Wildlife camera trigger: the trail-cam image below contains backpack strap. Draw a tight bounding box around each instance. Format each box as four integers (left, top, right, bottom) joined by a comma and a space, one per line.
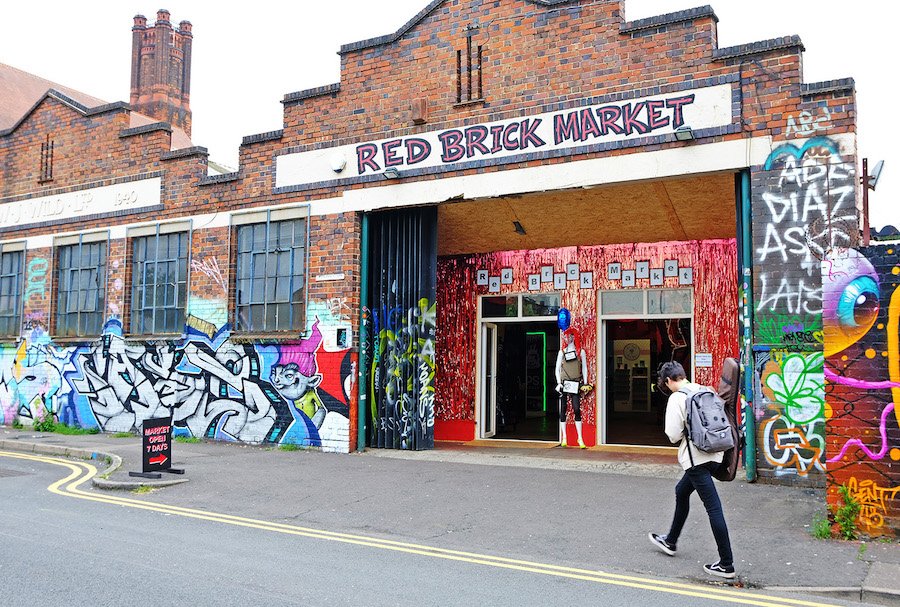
678, 387, 696, 468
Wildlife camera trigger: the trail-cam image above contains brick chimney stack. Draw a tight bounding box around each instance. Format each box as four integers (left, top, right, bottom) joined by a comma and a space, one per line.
130, 10, 193, 136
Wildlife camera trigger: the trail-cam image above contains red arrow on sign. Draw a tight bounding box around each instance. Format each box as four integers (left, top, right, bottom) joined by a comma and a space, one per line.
149, 454, 168, 466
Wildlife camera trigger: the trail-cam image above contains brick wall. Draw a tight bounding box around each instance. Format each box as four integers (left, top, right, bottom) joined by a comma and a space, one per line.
0, 1, 863, 464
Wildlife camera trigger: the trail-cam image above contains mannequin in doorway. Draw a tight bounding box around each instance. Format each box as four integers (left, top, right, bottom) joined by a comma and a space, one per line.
556, 327, 590, 448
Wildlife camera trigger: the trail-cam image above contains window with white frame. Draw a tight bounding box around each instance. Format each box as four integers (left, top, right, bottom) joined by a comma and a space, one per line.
55, 233, 107, 337
0, 243, 25, 337
599, 288, 693, 317
130, 226, 189, 335
234, 212, 307, 333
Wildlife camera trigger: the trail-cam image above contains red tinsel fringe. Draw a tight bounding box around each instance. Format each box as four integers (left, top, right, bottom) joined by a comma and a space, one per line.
435, 240, 739, 425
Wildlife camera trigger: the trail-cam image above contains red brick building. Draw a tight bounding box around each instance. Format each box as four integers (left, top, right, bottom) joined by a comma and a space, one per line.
2, 3, 895, 532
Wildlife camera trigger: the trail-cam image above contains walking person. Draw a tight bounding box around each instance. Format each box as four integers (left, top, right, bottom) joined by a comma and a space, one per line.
648, 361, 735, 579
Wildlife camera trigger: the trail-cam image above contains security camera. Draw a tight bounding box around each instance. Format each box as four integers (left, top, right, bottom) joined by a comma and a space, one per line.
868, 160, 884, 191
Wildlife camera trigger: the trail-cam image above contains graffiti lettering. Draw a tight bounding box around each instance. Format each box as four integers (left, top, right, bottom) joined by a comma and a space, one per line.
25, 258, 48, 302
785, 106, 831, 138
754, 137, 857, 336
847, 477, 900, 533
190, 257, 227, 294
756, 275, 821, 315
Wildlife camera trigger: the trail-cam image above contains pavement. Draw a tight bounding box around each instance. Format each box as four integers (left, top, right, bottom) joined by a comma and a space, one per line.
2, 427, 899, 606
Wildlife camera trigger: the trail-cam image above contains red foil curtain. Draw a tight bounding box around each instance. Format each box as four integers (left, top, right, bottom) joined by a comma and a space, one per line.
435, 239, 739, 425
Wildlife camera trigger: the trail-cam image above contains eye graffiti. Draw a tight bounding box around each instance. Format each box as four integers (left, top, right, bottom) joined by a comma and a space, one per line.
823, 250, 880, 357
822, 248, 900, 392
832, 276, 880, 353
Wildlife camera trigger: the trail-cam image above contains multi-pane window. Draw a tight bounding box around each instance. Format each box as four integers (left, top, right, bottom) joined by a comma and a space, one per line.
235, 217, 306, 332
0, 245, 25, 336
55, 237, 106, 337
131, 231, 189, 335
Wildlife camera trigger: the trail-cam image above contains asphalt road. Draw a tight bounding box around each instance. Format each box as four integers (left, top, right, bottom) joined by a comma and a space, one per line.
0, 452, 875, 607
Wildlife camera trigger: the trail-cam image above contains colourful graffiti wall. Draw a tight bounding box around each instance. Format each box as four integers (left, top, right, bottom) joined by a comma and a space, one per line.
753, 348, 826, 483
752, 136, 858, 345
825, 245, 900, 535
435, 239, 738, 439
749, 134, 854, 486
0, 304, 356, 453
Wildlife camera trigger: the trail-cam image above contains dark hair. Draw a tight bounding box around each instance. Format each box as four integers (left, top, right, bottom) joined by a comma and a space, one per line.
656, 361, 686, 394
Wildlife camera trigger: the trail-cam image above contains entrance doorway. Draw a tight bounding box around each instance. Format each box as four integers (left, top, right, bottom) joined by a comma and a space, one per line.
604, 318, 692, 446
479, 294, 561, 441
491, 321, 559, 440
597, 288, 693, 447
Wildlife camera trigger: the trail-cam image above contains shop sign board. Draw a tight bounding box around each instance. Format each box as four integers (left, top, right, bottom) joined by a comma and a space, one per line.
0, 177, 161, 230
276, 84, 733, 188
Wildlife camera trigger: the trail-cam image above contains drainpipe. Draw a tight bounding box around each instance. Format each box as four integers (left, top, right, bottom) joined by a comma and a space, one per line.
358, 213, 370, 453
740, 169, 758, 482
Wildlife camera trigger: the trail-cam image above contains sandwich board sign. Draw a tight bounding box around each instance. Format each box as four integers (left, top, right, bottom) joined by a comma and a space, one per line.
129, 417, 184, 479
142, 417, 172, 473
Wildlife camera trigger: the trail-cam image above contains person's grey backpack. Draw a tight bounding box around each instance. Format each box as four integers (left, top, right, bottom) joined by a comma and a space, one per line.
679, 386, 735, 455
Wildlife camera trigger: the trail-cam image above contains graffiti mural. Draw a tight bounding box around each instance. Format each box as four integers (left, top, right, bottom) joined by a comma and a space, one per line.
366, 207, 437, 450
368, 298, 436, 450
754, 348, 826, 480
0, 311, 355, 452
0, 327, 69, 425
825, 245, 900, 535
753, 136, 857, 341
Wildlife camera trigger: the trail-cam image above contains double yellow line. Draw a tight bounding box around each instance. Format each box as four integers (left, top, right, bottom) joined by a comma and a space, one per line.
1, 450, 840, 607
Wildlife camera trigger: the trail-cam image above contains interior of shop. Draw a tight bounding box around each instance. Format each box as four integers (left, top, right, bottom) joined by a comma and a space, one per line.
491, 321, 561, 441
604, 318, 692, 446
435, 172, 736, 445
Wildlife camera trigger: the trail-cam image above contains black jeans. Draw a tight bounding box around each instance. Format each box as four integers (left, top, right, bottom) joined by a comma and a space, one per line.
558, 391, 581, 422
666, 462, 733, 567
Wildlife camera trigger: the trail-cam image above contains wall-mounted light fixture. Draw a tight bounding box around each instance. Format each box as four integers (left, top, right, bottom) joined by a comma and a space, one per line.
330, 154, 347, 173
674, 125, 694, 142
383, 167, 401, 179
513, 220, 527, 235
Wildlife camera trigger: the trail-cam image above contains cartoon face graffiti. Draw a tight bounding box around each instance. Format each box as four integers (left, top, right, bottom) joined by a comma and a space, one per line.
270, 362, 322, 401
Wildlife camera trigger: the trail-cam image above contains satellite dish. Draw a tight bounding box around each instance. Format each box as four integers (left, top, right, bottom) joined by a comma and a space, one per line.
868, 160, 884, 190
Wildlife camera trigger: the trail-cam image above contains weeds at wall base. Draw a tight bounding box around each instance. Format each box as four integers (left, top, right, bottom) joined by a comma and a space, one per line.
834, 484, 862, 541
811, 513, 832, 539
811, 484, 863, 541
279, 443, 307, 451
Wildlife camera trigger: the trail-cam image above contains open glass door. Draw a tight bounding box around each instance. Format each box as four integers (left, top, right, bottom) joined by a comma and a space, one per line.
480, 322, 498, 438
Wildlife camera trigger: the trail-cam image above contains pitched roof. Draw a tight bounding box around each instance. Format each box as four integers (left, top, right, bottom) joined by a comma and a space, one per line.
0, 61, 192, 150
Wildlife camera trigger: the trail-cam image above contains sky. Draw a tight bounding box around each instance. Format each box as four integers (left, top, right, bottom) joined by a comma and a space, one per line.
1, 1, 894, 229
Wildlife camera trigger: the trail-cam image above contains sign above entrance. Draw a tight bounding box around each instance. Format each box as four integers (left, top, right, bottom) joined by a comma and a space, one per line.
275, 84, 734, 189
607, 261, 694, 289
